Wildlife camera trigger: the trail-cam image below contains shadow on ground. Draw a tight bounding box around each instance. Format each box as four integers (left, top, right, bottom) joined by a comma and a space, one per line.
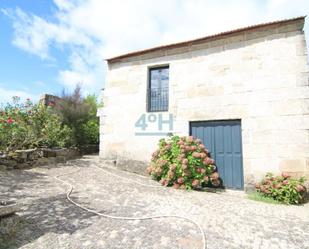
1, 193, 97, 249
0, 164, 97, 249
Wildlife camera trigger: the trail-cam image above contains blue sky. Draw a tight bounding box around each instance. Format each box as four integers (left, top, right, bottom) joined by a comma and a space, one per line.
0, 0, 308, 104
0, 0, 68, 101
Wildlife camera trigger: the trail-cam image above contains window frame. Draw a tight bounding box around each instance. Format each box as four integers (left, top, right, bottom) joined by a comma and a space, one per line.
147, 65, 169, 112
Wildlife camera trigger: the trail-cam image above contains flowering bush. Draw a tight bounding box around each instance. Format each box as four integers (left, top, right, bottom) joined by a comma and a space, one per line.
255, 172, 307, 204
0, 96, 73, 151
147, 135, 221, 190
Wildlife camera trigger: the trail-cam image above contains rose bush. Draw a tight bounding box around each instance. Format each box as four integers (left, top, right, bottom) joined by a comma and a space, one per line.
255, 172, 307, 204
147, 135, 221, 190
0, 96, 73, 151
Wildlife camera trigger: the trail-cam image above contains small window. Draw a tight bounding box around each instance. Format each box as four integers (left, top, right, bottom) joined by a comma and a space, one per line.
148, 66, 169, 112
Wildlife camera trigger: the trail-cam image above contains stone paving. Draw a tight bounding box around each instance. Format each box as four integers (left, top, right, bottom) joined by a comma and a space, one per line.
1, 155, 309, 249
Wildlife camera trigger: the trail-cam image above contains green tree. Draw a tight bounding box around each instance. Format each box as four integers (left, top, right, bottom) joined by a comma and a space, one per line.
55, 85, 100, 147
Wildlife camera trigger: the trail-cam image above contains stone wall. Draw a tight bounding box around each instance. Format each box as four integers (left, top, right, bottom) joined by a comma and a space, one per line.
0, 148, 81, 171
99, 19, 309, 189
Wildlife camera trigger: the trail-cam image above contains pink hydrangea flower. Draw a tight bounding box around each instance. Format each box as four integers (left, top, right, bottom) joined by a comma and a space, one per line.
182, 158, 188, 165
177, 177, 184, 184
192, 152, 200, 158
192, 179, 200, 187
282, 172, 290, 179
204, 175, 209, 182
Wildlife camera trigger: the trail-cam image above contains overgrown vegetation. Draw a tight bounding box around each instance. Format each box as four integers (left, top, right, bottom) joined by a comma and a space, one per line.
54, 85, 100, 147
147, 135, 221, 190
254, 172, 307, 204
0, 85, 100, 152
0, 96, 72, 151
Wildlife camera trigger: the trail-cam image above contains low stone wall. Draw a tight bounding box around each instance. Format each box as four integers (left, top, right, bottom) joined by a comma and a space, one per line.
0, 148, 81, 171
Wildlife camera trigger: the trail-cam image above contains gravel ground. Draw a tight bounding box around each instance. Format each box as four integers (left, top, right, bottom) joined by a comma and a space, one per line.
1, 155, 309, 249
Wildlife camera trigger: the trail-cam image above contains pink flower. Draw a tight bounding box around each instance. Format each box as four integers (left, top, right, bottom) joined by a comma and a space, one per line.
186, 136, 194, 143
185, 146, 191, 152
296, 184, 304, 193
199, 153, 207, 159
198, 144, 205, 149
181, 164, 188, 170
182, 158, 188, 165
165, 144, 171, 150
197, 168, 205, 174
177, 140, 185, 145
190, 146, 197, 151
273, 183, 282, 189
192, 179, 200, 188
282, 172, 290, 179
7, 117, 14, 124
192, 152, 200, 158
146, 166, 153, 174
152, 151, 159, 157
282, 180, 289, 186
160, 179, 169, 186
173, 183, 180, 189
170, 164, 177, 171
204, 175, 209, 182
155, 168, 163, 175
167, 170, 174, 178
203, 157, 214, 165
259, 186, 266, 192
177, 177, 184, 184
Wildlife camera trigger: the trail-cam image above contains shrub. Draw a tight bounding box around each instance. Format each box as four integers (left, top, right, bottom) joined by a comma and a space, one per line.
147, 135, 220, 190
54, 85, 99, 147
80, 119, 99, 144
255, 172, 307, 204
0, 97, 73, 151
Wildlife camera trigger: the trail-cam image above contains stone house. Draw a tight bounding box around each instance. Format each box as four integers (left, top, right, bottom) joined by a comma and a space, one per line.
99, 17, 309, 190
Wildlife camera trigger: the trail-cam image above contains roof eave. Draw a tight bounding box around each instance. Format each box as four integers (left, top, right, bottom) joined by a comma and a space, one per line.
106, 16, 306, 64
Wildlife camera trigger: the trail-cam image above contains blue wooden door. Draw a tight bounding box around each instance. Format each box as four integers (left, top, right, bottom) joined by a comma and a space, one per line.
190, 120, 243, 189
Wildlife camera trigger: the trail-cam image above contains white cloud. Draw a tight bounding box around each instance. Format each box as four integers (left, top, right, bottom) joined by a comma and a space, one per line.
0, 87, 40, 105
3, 0, 309, 92
2, 7, 93, 60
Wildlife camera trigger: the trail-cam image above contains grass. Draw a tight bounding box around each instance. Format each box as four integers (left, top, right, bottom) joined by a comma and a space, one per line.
247, 191, 282, 205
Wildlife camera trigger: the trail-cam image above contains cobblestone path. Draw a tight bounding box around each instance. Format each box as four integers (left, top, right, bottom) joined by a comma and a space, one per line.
1, 155, 309, 249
